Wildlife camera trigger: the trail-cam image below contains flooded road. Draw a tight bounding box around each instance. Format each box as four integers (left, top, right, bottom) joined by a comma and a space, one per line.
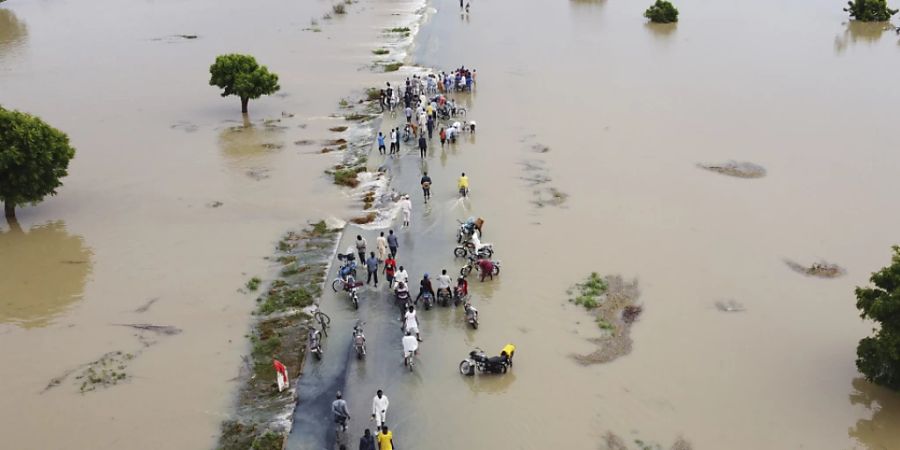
3, 0, 900, 448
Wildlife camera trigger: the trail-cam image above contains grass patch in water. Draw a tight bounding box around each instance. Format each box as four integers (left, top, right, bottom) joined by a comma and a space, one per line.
365, 87, 382, 101
350, 212, 377, 225
332, 3, 346, 14
386, 27, 410, 33
333, 168, 362, 187
372, 48, 389, 55
345, 112, 371, 121
382, 62, 402, 72
329, 126, 349, 132
246, 277, 262, 291
569, 272, 608, 309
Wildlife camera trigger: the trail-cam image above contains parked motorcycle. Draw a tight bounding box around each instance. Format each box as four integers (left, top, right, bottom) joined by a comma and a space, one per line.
309, 328, 324, 360
352, 321, 366, 359
453, 242, 493, 259
459, 347, 509, 376
464, 301, 479, 329
456, 219, 479, 244
460, 256, 501, 278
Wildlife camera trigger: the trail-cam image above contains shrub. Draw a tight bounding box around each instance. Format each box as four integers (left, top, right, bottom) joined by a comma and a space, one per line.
855, 245, 900, 390
845, 0, 898, 21
644, 0, 679, 23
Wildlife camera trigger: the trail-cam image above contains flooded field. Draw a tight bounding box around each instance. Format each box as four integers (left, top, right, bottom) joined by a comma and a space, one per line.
3, 0, 900, 448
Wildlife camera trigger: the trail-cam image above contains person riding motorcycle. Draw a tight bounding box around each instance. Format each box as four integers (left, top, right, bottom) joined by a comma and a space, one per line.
457, 173, 469, 197
455, 276, 469, 299
436, 270, 452, 299
416, 274, 435, 303
394, 280, 410, 302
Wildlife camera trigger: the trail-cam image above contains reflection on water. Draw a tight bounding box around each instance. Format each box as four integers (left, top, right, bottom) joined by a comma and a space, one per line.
848, 377, 900, 449
461, 371, 516, 395
0, 220, 92, 328
0, 8, 28, 63
834, 21, 893, 53
217, 116, 287, 159
645, 22, 677, 39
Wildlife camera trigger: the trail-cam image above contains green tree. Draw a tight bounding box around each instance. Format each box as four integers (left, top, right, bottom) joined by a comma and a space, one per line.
845, 0, 898, 21
0, 108, 76, 219
644, 0, 679, 23
209, 54, 280, 114
855, 245, 900, 390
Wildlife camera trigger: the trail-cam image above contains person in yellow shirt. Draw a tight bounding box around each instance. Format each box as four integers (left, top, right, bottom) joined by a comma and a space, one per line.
457, 172, 469, 197
501, 343, 516, 366
376, 425, 394, 450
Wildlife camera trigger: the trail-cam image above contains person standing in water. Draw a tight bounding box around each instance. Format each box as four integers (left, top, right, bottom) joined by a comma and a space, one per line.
400, 195, 412, 228
458, 172, 469, 197
356, 235, 367, 266
366, 252, 380, 287
332, 391, 351, 432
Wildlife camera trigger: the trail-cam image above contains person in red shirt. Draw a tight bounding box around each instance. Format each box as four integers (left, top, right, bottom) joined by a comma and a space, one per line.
477, 258, 495, 282
384, 256, 397, 288
273, 359, 289, 392
455, 276, 468, 298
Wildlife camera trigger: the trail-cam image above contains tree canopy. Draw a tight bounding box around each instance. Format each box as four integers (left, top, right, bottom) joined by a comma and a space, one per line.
0, 107, 76, 219
855, 246, 900, 390
209, 54, 280, 114
645, 0, 679, 23
845, 0, 898, 21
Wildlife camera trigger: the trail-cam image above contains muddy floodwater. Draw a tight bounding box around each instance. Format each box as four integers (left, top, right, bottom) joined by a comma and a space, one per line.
3, 0, 900, 448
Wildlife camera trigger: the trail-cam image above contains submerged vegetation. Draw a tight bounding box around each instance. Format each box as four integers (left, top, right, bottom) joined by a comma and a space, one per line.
644, 0, 679, 23
844, 0, 898, 21
383, 62, 403, 72
855, 246, 900, 390
569, 274, 643, 364
372, 48, 390, 55
332, 3, 346, 15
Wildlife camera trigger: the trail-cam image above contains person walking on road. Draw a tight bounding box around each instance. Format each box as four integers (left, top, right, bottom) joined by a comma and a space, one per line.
376, 232, 389, 261
366, 252, 380, 287
332, 391, 351, 432
377, 425, 394, 450
360, 429, 376, 450
420, 172, 432, 203
418, 133, 427, 158
371, 389, 390, 428
356, 235, 367, 266
384, 255, 397, 287
400, 195, 412, 228
387, 230, 399, 257
377, 132, 386, 155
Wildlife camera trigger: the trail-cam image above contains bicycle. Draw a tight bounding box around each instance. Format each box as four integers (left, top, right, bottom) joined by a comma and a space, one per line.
314, 309, 331, 336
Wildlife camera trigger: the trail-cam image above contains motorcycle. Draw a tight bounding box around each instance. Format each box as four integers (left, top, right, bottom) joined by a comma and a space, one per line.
453, 285, 468, 306
331, 273, 362, 292
459, 347, 509, 376
309, 328, 323, 360
395, 287, 411, 307
350, 284, 361, 309
453, 234, 493, 259
418, 291, 434, 310
456, 220, 478, 244
336, 256, 358, 279
464, 301, 478, 329
352, 321, 366, 359
436, 288, 452, 307
460, 256, 501, 278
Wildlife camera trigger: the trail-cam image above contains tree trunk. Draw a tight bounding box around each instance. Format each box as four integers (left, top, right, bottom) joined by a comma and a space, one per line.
4, 200, 14, 219
241, 97, 249, 114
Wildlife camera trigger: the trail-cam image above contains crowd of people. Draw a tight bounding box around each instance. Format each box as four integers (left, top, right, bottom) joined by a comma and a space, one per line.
325, 66, 495, 449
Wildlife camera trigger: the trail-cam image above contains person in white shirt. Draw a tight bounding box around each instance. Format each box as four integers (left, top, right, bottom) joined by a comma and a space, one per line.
436, 269, 452, 298
371, 389, 390, 428
394, 266, 409, 286
399, 195, 412, 227
402, 331, 418, 365
403, 305, 420, 340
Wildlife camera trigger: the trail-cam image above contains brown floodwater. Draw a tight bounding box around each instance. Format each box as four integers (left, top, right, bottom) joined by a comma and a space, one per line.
2, 0, 900, 448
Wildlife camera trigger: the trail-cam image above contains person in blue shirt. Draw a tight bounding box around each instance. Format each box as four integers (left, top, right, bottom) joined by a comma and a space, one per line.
377, 132, 386, 155
366, 252, 380, 287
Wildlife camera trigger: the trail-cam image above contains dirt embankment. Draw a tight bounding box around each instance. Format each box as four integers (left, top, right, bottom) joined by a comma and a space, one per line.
218, 221, 339, 450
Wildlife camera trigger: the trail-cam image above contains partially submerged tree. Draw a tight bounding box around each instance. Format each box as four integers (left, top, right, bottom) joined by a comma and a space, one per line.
845, 0, 898, 22
855, 246, 900, 390
209, 54, 280, 114
644, 0, 679, 23
0, 107, 76, 219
